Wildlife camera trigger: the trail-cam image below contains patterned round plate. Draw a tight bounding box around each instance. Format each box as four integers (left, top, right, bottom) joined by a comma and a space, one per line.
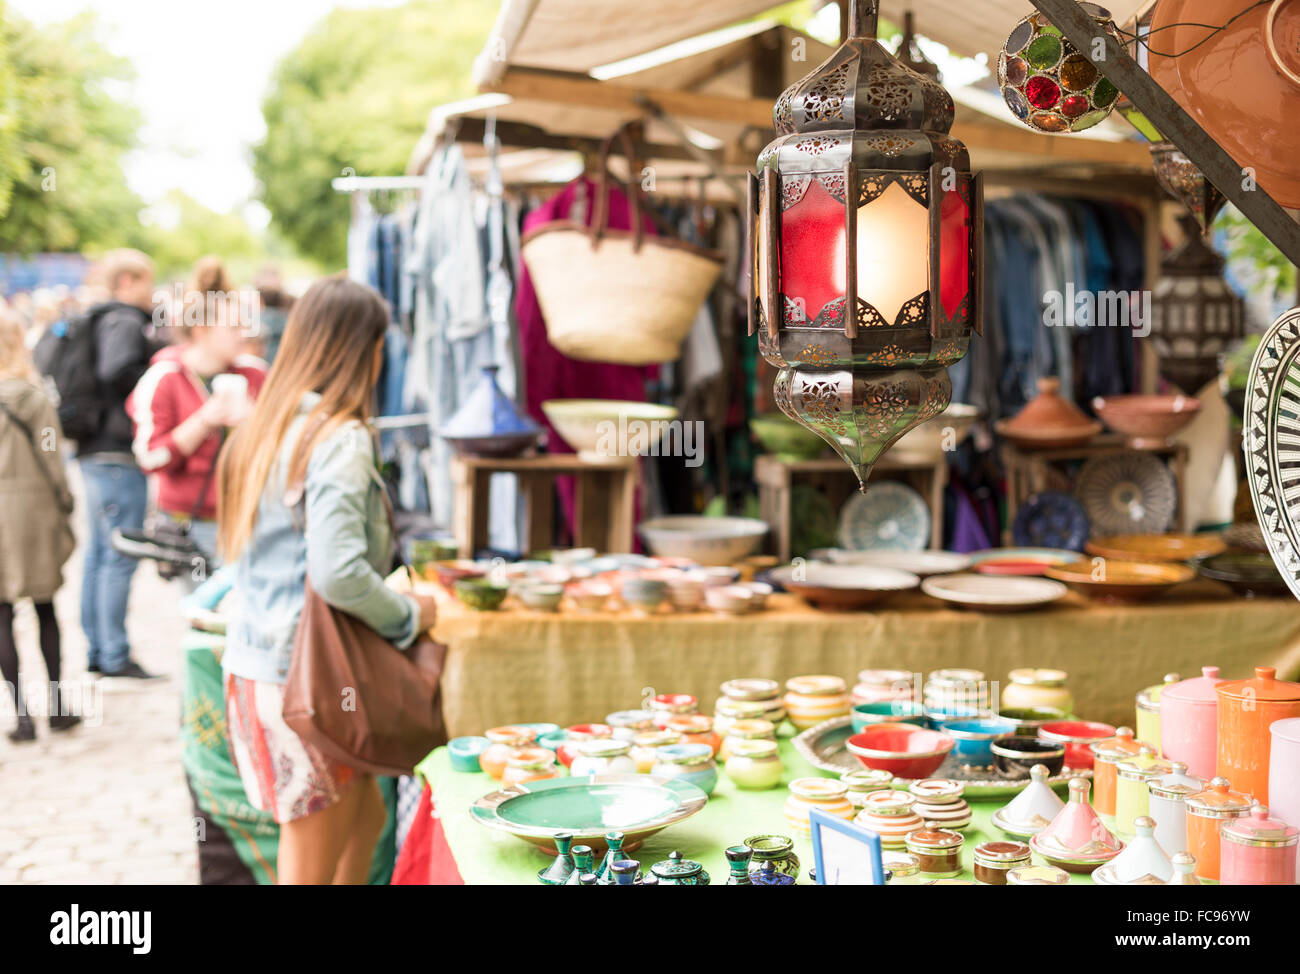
1075, 451, 1177, 535
1013, 491, 1090, 551
837, 481, 931, 552
1244, 308, 1300, 600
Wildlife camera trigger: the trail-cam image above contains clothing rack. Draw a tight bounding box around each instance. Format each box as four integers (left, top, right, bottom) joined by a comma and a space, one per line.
331, 175, 426, 193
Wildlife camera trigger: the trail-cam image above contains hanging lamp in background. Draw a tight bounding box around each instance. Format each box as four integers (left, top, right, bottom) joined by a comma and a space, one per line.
748, 0, 982, 491
1150, 142, 1228, 236
1148, 214, 1245, 395
898, 11, 941, 81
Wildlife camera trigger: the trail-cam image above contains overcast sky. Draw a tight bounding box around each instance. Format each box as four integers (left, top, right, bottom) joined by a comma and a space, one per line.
10, 0, 410, 227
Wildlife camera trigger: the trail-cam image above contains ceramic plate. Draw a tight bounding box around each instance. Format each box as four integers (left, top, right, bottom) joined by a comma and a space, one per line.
1045, 559, 1194, 602
469, 773, 707, 853
1244, 309, 1300, 600
1075, 451, 1177, 535
769, 562, 919, 611
793, 717, 1080, 799
1085, 533, 1225, 563
837, 481, 931, 552
920, 573, 1068, 612
1012, 491, 1090, 551
1196, 551, 1289, 597
810, 548, 972, 576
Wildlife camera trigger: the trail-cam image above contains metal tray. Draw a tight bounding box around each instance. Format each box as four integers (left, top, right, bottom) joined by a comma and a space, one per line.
792, 716, 1085, 800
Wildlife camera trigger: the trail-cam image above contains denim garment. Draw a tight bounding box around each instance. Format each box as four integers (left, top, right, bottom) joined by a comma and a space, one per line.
78, 458, 147, 672
222, 393, 420, 685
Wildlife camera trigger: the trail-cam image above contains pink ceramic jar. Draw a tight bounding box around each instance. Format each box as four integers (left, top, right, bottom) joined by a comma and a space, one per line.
1270, 718, 1300, 883
1160, 666, 1223, 780
1219, 805, 1298, 886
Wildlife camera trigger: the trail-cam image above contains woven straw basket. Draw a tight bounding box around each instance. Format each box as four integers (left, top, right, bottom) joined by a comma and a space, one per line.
522, 125, 723, 366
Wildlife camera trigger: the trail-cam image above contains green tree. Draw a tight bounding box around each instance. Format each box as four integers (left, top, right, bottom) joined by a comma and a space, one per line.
253, 0, 496, 269
0, 9, 143, 253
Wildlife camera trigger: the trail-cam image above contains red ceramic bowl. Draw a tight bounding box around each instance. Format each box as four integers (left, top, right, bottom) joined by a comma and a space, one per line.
1038, 720, 1116, 770
845, 723, 955, 779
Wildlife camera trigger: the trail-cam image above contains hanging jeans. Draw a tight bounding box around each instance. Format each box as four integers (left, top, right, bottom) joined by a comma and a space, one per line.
78, 458, 147, 673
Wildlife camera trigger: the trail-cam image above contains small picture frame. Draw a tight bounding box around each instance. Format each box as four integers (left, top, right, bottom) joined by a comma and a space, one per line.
809, 807, 886, 885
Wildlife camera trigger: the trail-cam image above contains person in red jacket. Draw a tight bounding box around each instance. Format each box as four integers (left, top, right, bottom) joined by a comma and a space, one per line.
128, 258, 266, 574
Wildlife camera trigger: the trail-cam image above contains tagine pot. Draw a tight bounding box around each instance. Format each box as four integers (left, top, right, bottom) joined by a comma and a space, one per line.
1029, 777, 1124, 873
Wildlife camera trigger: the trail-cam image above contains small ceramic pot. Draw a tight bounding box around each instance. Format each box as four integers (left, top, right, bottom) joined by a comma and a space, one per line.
517, 583, 564, 612
1216, 667, 1300, 805
923, 668, 989, 719
784, 777, 855, 834
1160, 666, 1223, 779
1167, 851, 1200, 885
666, 713, 721, 755
1114, 747, 1172, 838
941, 717, 1017, 769
882, 851, 922, 884
973, 840, 1031, 885
991, 764, 1065, 839
991, 736, 1066, 778
724, 845, 753, 885
649, 850, 710, 885
719, 677, 782, 702
620, 577, 666, 614
479, 725, 537, 780
725, 739, 783, 790
1220, 804, 1299, 886
1269, 718, 1300, 884
1089, 726, 1146, 820
1038, 719, 1116, 770
1135, 673, 1179, 754
854, 790, 925, 849
842, 768, 894, 806
784, 675, 852, 730
448, 736, 490, 773
743, 581, 774, 608
570, 738, 638, 777
852, 668, 915, 706
536, 729, 568, 753
905, 828, 964, 878
555, 723, 613, 769
1007, 864, 1070, 885
648, 693, 698, 727
714, 700, 774, 739
665, 577, 704, 612
705, 584, 754, 616
1029, 777, 1124, 873
717, 718, 776, 762
851, 700, 928, 732
454, 577, 510, 611
501, 746, 560, 786
909, 778, 972, 830
999, 706, 1068, 736
569, 581, 611, 612
629, 729, 681, 774
652, 742, 718, 795
744, 834, 799, 883
1093, 816, 1173, 885
1003, 667, 1074, 715
1147, 762, 1205, 856
605, 710, 656, 741
1185, 776, 1253, 881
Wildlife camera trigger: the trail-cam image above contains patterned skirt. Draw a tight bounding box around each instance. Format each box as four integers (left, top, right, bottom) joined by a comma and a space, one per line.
224, 673, 357, 823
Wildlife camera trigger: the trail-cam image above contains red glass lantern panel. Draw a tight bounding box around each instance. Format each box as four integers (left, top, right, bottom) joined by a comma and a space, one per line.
939, 184, 971, 320
779, 177, 846, 324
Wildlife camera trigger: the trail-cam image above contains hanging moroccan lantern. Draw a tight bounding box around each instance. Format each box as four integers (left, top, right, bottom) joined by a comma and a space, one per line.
997, 3, 1122, 133
747, 0, 982, 490
1149, 215, 1245, 395
1150, 141, 1228, 236
898, 11, 941, 82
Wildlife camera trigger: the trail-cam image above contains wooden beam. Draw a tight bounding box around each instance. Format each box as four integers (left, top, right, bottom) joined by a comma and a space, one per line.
449, 115, 709, 164
1029, 0, 1300, 266
953, 119, 1152, 168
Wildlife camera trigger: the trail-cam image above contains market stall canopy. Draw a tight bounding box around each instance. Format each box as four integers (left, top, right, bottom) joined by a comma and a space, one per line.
472, 0, 1150, 83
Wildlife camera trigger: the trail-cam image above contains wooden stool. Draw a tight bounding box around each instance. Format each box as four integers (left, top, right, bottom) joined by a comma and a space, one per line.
450, 454, 639, 558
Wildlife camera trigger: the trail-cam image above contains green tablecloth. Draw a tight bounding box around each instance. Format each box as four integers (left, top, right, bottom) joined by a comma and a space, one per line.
419, 735, 1096, 885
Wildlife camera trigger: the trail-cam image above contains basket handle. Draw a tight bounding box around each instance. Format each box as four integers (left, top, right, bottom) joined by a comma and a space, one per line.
590, 121, 646, 253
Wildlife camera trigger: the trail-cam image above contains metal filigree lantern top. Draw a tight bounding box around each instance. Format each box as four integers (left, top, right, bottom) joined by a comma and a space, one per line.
1149, 215, 1245, 395
747, 0, 982, 490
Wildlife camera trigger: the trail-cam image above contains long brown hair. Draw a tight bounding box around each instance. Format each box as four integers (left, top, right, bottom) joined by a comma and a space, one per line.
217, 275, 389, 560
0, 310, 39, 383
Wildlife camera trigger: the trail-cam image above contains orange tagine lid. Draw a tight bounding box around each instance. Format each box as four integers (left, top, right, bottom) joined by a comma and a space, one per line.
1215, 667, 1300, 703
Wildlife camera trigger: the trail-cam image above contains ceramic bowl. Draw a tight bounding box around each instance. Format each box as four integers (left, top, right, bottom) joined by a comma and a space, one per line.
851, 701, 929, 732
992, 736, 1067, 778
1085, 533, 1226, 564
845, 723, 955, 779
940, 717, 1018, 768
1039, 720, 1116, 770
750, 412, 827, 462
705, 584, 754, 616
620, 577, 666, 614
770, 562, 919, 611
743, 581, 774, 609
890, 403, 981, 463
1195, 551, 1290, 597
448, 736, 490, 773
569, 582, 611, 612
1092, 394, 1200, 448
541, 399, 679, 464
689, 566, 741, 588
1045, 559, 1194, 603
638, 516, 768, 567
429, 560, 485, 594
454, 577, 510, 611
517, 583, 564, 612
999, 706, 1069, 735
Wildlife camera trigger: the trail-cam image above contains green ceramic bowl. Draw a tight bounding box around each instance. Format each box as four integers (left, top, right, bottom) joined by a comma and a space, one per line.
750, 413, 827, 462
454, 578, 509, 611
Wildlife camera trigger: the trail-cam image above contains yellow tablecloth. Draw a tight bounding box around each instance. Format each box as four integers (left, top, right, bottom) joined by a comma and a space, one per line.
428, 581, 1300, 738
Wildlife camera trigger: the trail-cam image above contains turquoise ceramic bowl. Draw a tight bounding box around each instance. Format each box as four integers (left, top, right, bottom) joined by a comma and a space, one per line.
940, 717, 1018, 768
851, 701, 929, 733
448, 736, 490, 773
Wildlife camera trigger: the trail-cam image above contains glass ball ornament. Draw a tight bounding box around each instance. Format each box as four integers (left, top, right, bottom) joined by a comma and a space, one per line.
998, 3, 1122, 134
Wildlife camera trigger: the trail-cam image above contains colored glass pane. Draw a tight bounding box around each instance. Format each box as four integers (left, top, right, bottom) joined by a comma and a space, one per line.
779, 176, 846, 324
1026, 76, 1061, 110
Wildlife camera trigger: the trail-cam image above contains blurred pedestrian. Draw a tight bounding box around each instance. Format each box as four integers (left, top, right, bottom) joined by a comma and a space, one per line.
254, 266, 293, 366
0, 310, 79, 742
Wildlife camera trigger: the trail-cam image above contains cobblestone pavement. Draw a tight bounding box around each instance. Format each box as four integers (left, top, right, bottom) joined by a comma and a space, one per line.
0, 467, 198, 885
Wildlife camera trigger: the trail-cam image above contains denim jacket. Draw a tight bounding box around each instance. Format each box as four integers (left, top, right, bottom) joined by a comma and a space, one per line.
222, 392, 420, 684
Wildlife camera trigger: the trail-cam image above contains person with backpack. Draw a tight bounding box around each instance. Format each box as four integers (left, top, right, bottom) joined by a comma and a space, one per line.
0, 310, 80, 741
51, 249, 161, 679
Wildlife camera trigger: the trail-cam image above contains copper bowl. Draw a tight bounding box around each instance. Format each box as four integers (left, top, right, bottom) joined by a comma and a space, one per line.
1091, 394, 1200, 448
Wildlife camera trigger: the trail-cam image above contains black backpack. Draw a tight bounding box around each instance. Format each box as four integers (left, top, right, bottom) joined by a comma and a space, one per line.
41, 308, 109, 442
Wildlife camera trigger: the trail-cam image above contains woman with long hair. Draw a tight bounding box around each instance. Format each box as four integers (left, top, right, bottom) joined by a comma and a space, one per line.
0, 311, 79, 741
216, 276, 437, 884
